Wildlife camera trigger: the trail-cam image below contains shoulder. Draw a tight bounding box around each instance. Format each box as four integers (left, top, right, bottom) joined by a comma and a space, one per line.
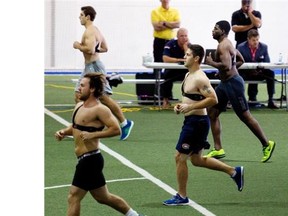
152, 6, 163, 13
237, 41, 248, 50
259, 42, 268, 50
195, 70, 210, 83
75, 102, 84, 110
91, 102, 112, 118
86, 25, 98, 35
169, 39, 177, 45
164, 39, 176, 48
232, 9, 242, 17
95, 102, 110, 112
221, 38, 233, 49
169, 7, 180, 12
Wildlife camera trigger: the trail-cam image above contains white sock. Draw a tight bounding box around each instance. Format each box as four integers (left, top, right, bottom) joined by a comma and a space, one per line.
125, 208, 138, 216
120, 119, 127, 127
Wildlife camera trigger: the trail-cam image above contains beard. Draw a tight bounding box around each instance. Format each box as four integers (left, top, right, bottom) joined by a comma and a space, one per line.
213, 33, 221, 40
79, 93, 89, 101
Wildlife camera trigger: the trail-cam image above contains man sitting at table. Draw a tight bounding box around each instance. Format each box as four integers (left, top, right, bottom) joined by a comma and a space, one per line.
161, 28, 189, 108
237, 29, 278, 109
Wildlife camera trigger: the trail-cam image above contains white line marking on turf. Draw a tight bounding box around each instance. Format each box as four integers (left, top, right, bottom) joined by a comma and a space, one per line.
45, 177, 146, 190
45, 108, 216, 216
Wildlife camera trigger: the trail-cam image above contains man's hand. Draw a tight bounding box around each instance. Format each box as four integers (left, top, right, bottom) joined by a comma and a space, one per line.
174, 104, 181, 114
205, 52, 214, 65
80, 131, 94, 143
73, 41, 81, 49
55, 130, 65, 141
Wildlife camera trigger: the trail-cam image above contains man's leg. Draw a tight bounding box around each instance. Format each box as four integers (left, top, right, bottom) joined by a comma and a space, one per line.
237, 110, 276, 162
191, 151, 244, 191
247, 83, 258, 101
161, 70, 174, 108
67, 185, 87, 216
205, 107, 226, 158
99, 94, 125, 123
176, 152, 189, 198
90, 185, 139, 215
163, 152, 190, 206
99, 94, 134, 140
264, 69, 278, 108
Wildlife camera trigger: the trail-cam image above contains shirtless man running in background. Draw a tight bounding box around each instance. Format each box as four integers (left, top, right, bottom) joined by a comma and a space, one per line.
204, 20, 275, 162
73, 6, 133, 141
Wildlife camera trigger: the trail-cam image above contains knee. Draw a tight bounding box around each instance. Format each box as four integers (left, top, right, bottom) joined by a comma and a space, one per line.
67, 191, 78, 205
191, 156, 203, 167
175, 152, 187, 165
175, 152, 181, 163
95, 197, 107, 205
237, 111, 252, 123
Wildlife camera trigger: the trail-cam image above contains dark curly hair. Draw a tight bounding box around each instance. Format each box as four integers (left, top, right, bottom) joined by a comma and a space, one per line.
83, 72, 105, 98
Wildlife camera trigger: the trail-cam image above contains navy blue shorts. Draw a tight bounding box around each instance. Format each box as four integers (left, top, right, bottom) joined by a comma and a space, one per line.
176, 115, 210, 154
214, 75, 249, 116
72, 151, 106, 191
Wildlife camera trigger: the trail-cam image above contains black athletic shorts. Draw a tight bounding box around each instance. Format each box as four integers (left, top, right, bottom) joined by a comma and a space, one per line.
72, 151, 106, 191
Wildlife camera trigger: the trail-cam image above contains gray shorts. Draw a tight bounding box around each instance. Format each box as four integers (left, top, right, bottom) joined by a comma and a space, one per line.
74, 60, 113, 95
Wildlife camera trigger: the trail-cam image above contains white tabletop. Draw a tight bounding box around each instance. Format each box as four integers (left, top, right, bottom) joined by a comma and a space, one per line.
143, 62, 288, 70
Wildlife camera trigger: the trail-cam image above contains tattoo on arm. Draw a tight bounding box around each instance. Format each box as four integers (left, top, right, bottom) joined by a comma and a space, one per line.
203, 85, 211, 94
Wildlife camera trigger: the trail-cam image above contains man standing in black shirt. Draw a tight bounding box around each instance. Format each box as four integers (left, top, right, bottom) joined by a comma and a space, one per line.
231, 0, 262, 48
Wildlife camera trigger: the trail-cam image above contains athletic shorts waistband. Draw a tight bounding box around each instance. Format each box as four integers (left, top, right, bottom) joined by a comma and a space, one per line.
77, 149, 100, 161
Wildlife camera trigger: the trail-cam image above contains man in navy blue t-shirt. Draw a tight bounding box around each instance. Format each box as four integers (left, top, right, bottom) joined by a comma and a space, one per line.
162, 28, 189, 108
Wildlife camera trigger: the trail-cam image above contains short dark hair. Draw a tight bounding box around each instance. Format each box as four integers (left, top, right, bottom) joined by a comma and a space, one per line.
83, 73, 105, 98
187, 43, 205, 64
81, 6, 97, 21
216, 20, 231, 35
242, 0, 252, 5
247, 29, 259, 39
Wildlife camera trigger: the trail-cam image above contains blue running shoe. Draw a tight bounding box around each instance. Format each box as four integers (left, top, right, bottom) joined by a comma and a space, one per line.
163, 193, 189, 206
120, 120, 134, 140
232, 166, 244, 192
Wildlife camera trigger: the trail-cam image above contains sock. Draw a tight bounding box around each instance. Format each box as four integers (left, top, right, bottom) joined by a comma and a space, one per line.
125, 208, 138, 216
120, 119, 127, 127
178, 193, 186, 199
231, 170, 236, 178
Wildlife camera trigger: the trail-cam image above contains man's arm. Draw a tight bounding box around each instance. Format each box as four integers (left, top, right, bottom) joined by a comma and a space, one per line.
178, 78, 218, 113
95, 28, 108, 53
79, 105, 120, 141
232, 10, 261, 33
55, 125, 73, 141
247, 9, 262, 28
163, 55, 184, 63
73, 30, 96, 54
205, 44, 232, 71
163, 21, 180, 29
235, 49, 245, 68
152, 21, 166, 31
192, 79, 218, 110
232, 23, 254, 33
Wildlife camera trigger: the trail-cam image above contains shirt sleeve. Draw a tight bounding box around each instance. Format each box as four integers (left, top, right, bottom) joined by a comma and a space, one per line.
163, 40, 173, 56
